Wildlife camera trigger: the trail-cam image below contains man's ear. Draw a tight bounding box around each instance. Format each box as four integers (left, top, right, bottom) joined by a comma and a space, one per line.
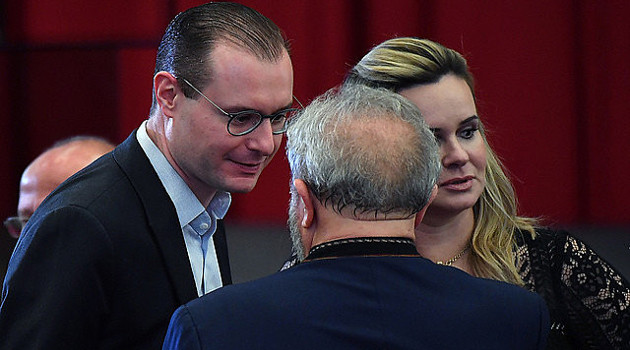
414, 184, 438, 227
293, 179, 314, 228
154, 71, 180, 118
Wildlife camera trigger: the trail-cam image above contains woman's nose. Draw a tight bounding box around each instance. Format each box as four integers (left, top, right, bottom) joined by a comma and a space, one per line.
441, 138, 469, 168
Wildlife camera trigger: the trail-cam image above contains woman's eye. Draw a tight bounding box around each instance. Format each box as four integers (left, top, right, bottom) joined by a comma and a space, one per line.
459, 128, 477, 139
431, 130, 442, 143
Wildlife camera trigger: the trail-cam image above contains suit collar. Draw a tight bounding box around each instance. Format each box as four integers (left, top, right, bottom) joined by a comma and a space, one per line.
112, 130, 199, 303
304, 237, 419, 262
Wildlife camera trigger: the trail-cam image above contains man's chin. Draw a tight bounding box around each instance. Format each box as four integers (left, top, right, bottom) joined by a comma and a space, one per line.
222, 175, 262, 193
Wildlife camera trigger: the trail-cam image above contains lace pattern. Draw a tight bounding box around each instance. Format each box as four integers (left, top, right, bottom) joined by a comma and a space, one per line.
516, 228, 630, 350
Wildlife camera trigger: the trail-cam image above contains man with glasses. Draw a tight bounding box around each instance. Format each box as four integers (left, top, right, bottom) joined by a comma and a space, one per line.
1, 136, 114, 283
0, 3, 297, 349
3, 136, 115, 239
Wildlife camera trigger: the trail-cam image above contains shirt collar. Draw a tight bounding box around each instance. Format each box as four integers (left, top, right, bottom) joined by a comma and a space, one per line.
209, 191, 230, 220
136, 121, 232, 228
304, 237, 419, 262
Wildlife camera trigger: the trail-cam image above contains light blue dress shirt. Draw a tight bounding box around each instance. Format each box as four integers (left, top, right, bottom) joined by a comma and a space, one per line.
136, 121, 231, 296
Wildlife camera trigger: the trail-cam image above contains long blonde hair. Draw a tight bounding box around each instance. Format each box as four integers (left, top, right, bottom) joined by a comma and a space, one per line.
346, 37, 536, 285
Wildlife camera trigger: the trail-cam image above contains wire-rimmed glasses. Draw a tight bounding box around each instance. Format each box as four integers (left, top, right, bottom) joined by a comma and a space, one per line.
181, 78, 302, 136
4, 216, 27, 238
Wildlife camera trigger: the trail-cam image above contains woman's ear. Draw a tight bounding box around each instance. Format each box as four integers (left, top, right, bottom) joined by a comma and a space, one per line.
153, 72, 180, 118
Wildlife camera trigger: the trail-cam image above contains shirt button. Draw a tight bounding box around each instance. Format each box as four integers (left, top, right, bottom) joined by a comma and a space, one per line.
199, 222, 209, 231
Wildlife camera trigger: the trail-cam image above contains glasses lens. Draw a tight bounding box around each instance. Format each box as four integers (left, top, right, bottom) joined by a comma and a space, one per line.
228, 112, 263, 136
271, 108, 301, 134
4, 217, 25, 238
269, 115, 288, 134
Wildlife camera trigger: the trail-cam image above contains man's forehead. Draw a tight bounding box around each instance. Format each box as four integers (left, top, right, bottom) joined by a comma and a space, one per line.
204, 44, 293, 112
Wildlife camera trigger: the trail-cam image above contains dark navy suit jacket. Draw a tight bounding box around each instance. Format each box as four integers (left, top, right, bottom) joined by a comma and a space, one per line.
163, 251, 549, 350
0, 131, 231, 349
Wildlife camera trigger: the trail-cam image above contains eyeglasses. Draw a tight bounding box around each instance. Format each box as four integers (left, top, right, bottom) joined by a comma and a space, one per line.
4, 216, 27, 238
181, 78, 303, 136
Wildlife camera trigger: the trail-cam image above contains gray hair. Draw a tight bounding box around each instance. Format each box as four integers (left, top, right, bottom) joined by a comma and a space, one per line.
286, 84, 440, 218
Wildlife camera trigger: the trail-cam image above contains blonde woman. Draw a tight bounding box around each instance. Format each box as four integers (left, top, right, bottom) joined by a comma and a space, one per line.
343, 37, 629, 349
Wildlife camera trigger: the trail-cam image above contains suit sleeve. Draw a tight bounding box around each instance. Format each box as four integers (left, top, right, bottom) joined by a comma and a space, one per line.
0, 206, 113, 348
163, 304, 202, 350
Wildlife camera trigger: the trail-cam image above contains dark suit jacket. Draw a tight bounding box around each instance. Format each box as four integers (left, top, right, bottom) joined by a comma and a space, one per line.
163, 253, 549, 350
0, 131, 231, 349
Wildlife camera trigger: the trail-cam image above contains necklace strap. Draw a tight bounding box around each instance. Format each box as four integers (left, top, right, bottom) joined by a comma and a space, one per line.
435, 244, 471, 266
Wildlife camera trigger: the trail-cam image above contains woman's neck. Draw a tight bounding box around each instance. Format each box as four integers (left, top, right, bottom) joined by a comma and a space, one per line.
415, 208, 475, 274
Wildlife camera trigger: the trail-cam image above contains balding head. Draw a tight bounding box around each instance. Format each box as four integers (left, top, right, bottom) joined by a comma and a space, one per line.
16, 137, 115, 236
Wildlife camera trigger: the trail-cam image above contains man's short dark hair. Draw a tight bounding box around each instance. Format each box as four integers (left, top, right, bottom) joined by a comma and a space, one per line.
150, 2, 290, 114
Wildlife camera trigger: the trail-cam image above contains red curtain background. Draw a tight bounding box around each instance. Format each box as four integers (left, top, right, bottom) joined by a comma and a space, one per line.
1, 0, 629, 230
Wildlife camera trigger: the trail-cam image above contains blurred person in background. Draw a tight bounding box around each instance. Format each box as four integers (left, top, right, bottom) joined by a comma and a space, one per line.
0, 135, 114, 283
4, 135, 115, 239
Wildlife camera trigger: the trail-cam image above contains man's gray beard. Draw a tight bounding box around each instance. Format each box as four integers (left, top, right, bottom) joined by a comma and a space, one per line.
288, 192, 306, 262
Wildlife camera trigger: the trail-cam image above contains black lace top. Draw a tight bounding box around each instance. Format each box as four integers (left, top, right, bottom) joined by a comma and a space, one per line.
516, 228, 630, 350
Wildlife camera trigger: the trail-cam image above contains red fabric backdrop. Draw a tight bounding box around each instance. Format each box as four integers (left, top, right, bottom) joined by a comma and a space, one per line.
1, 0, 629, 227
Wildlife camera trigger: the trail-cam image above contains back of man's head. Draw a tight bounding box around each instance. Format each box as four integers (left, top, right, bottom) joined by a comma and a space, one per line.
15, 136, 115, 236
286, 84, 440, 219
150, 2, 289, 115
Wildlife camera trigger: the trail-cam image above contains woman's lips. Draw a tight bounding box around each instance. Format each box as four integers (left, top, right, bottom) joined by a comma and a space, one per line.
439, 176, 474, 191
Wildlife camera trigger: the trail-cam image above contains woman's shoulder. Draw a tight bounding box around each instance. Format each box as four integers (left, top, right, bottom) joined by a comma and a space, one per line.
518, 226, 608, 261
516, 226, 570, 251
518, 226, 630, 348
521, 226, 630, 293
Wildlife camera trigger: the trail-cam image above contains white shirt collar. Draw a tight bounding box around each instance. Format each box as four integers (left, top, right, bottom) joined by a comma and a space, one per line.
135, 120, 231, 228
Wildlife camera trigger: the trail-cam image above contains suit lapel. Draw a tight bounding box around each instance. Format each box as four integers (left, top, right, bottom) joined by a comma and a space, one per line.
113, 131, 198, 304
215, 220, 232, 285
